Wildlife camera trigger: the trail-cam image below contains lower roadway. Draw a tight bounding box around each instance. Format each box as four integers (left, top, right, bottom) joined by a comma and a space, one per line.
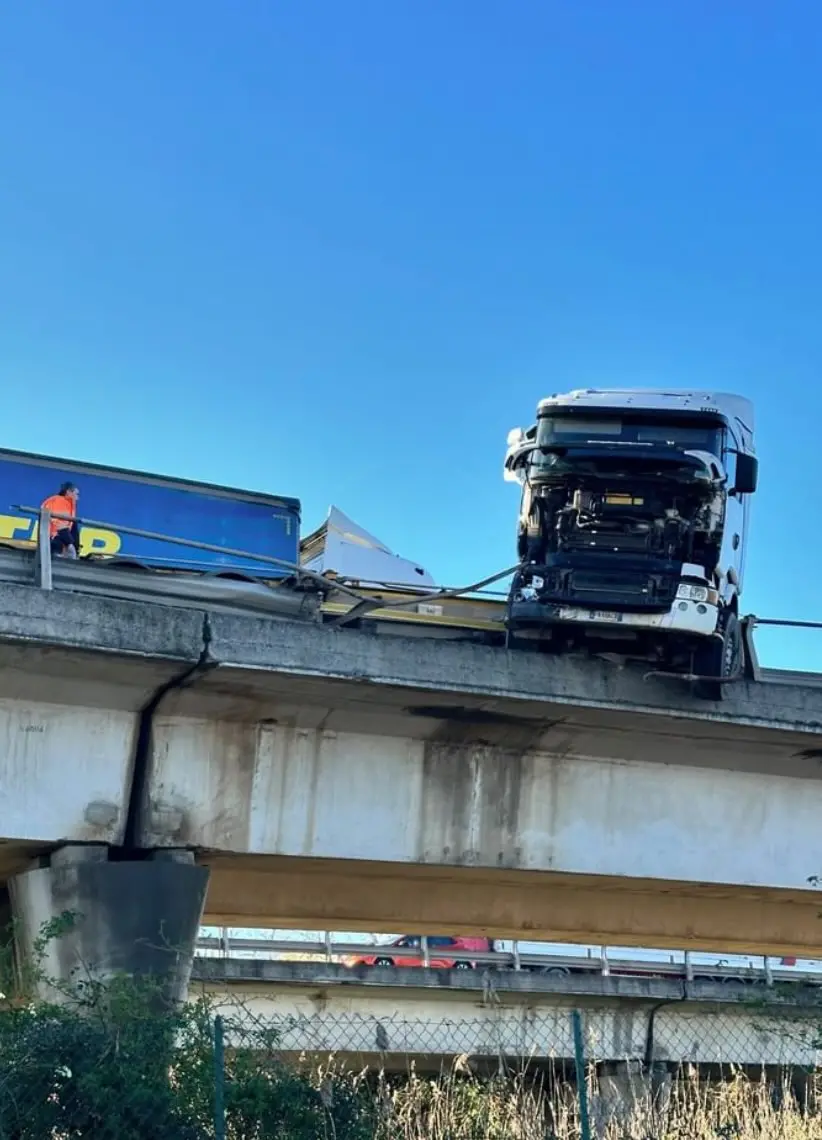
191, 957, 822, 1071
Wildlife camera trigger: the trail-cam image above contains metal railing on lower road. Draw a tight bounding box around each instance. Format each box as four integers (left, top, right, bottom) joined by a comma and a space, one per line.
194, 932, 817, 986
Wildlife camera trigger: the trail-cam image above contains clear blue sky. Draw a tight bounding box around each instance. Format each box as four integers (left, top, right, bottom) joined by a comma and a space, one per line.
2, 2, 820, 669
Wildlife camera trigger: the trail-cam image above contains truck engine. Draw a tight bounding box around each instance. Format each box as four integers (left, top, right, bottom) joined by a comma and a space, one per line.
515, 450, 726, 602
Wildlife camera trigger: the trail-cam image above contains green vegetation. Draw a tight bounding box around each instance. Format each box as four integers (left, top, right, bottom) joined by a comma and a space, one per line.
1, 916, 822, 1137
4, 984, 822, 1138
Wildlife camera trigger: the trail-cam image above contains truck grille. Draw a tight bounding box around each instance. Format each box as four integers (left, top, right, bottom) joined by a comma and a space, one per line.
539, 568, 678, 612
561, 531, 652, 555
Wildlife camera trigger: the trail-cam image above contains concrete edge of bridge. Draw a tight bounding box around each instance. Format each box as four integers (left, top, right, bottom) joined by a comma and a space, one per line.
0, 581, 820, 730
192, 956, 818, 1011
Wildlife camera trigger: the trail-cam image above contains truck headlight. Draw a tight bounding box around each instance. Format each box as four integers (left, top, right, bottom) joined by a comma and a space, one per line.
676, 583, 709, 603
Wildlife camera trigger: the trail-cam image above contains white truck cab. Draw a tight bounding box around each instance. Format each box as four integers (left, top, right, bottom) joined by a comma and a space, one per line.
504, 388, 758, 696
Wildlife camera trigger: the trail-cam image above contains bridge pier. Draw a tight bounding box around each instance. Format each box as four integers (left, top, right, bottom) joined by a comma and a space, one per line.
592, 1060, 672, 1135
7, 845, 208, 1004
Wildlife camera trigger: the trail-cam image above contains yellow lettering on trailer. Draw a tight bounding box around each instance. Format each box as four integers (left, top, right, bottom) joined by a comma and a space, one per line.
0, 515, 121, 557
0, 514, 33, 542
79, 528, 122, 557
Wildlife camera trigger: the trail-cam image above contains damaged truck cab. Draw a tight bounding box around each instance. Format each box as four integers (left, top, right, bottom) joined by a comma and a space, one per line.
504, 388, 757, 695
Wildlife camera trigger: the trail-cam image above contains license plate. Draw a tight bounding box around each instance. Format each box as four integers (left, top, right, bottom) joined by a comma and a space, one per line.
559, 607, 623, 623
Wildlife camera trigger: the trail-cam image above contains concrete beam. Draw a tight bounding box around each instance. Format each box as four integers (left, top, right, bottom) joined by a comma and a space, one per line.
0, 697, 134, 847
193, 957, 817, 1010
201, 855, 822, 957
205, 609, 822, 732
146, 723, 822, 895
0, 581, 205, 664
0, 581, 821, 731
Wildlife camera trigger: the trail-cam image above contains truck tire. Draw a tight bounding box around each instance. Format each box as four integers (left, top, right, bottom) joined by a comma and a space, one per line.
695, 610, 742, 700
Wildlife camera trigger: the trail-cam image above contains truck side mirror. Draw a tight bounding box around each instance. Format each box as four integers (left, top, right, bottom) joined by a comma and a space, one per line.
733, 453, 758, 495
504, 441, 535, 482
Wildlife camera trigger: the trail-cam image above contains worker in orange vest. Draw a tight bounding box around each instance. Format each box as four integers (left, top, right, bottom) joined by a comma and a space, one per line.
40, 482, 80, 559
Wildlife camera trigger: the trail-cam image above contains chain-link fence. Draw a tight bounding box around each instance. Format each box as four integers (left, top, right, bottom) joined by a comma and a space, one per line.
214, 1002, 822, 1070
4, 995, 822, 1138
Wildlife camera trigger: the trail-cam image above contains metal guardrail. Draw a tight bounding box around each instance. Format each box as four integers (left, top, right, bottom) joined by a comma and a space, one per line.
193, 933, 814, 985
3, 506, 822, 686
18, 505, 518, 622
0, 544, 320, 619
21, 505, 361, 600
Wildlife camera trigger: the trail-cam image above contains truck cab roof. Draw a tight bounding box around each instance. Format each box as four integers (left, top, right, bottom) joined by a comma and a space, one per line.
536, 389, 755, 438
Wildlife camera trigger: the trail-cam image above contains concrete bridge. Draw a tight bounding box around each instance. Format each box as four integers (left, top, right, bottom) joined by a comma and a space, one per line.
1, 554, 822, 999
192, 955, 822, 1072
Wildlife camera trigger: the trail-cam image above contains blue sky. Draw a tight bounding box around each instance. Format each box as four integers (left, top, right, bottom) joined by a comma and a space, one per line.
2, 1, 820, 669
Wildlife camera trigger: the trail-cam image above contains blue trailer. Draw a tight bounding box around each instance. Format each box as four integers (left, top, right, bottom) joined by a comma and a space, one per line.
0, 447, 301, 578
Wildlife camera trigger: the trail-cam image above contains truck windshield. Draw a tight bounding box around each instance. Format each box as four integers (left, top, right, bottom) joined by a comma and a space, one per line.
535, 414, 725, 455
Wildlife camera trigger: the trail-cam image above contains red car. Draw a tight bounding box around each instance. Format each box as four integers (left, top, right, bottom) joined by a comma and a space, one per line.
345, 934, 492, 970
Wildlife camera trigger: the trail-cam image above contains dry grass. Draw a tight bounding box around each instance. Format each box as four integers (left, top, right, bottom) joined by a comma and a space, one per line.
651, 1070, 822, 1140
355, 1061, 822, 1140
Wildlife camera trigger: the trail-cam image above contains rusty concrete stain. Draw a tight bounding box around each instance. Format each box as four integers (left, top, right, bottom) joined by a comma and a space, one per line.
419, 742, 528, 867
147, 797, 187, 843
611, 1007, 640, 1057
271, 724, 290, 854
83, 800, 119, 830
209, 720, 258, 849
302, 729, 323, 857
412, 702, 564, 753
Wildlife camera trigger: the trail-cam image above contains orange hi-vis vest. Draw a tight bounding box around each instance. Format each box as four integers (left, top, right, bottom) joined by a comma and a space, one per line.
40, 494, 76, 538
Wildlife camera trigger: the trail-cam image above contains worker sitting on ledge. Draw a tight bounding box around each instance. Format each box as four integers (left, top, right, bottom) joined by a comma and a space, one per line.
40, 482, 80, 559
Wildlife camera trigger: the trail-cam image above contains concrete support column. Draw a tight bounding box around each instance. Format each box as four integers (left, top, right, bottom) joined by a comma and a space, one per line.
592, 1061, 671, 1135
8, 844, 209, 1004
0, 886, 12, 997
788, 1068, 820, 1113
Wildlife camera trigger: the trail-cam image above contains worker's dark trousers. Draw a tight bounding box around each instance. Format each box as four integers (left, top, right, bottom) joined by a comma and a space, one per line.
51, 526, 79, 557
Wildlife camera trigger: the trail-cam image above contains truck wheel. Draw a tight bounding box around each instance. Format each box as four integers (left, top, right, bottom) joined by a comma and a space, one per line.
695, 611, 742, 700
